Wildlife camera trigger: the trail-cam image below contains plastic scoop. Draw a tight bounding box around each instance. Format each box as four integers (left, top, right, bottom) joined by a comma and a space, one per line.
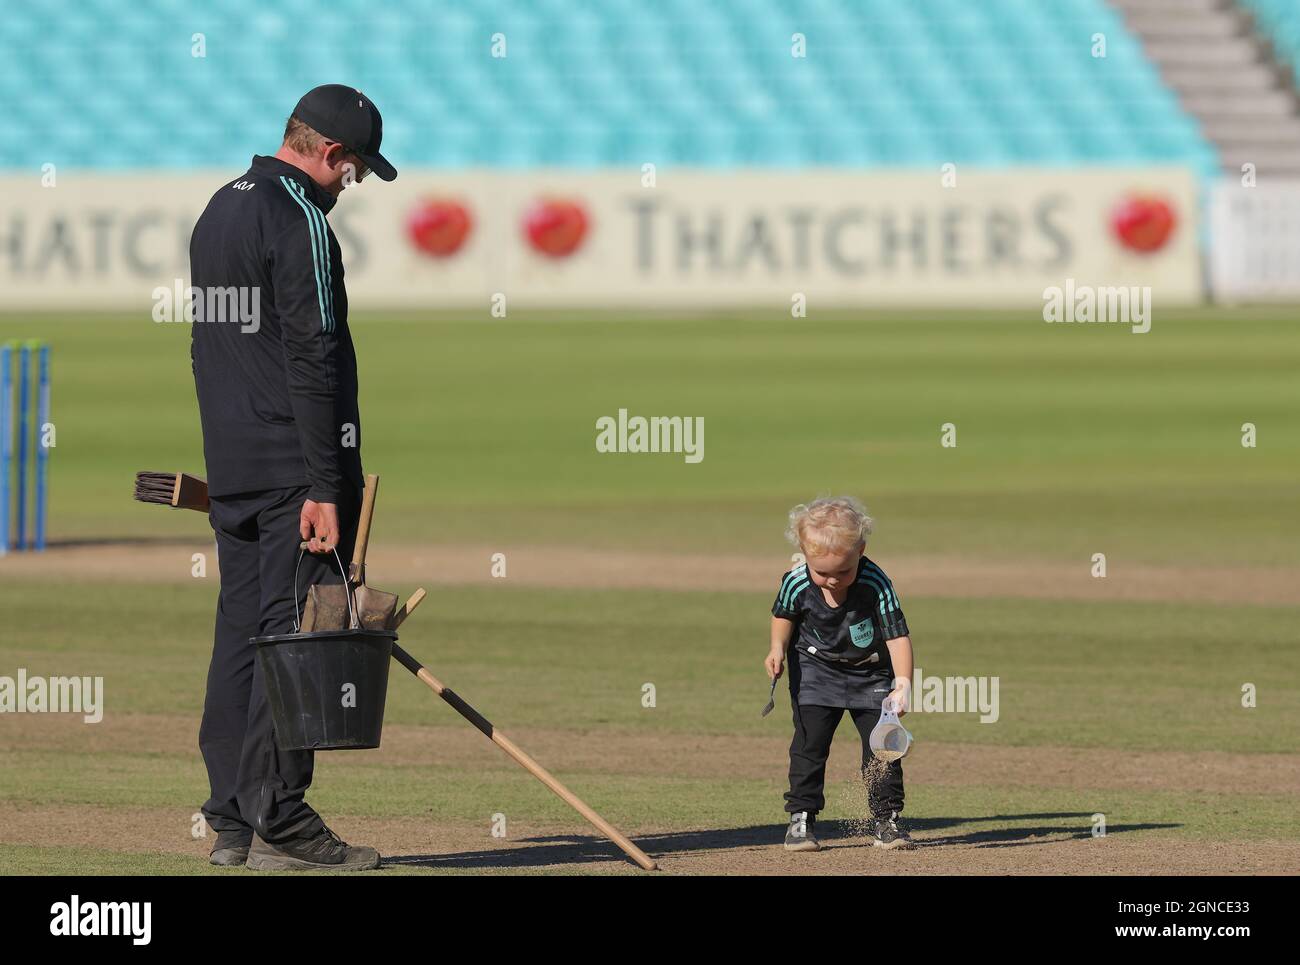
868, 697, 913, 762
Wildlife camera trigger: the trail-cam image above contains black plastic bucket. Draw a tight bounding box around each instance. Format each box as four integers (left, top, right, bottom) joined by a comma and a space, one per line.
255, 627, 395, 750
253, 545, 395, 751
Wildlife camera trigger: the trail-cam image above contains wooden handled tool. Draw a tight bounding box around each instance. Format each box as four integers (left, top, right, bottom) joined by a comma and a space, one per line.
392, 588, 426, 629
390, 643, 658, 871
132, 471, 209, 512
349, 473, 379, 584
346, 475, 399, 628
300, 474, 399, 631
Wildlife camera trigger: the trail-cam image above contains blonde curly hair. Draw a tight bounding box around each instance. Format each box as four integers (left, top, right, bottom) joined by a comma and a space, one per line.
785, 496, 874, 557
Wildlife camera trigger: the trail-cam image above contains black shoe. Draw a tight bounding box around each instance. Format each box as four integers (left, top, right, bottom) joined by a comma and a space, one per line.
872, 811, 916, 850
209, 829, 252, 867
245, 824, 380, 871
784, 811, 821, 852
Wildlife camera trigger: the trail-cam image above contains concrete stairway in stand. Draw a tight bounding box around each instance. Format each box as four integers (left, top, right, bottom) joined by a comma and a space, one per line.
1112, 0, 1300, 177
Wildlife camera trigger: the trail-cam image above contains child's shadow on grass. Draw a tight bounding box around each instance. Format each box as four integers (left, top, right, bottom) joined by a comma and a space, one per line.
386, 812, 1177, 870
870, 812, 1181, 850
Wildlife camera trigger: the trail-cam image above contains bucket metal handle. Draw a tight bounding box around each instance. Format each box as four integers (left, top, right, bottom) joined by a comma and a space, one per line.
292, 544, 358, 632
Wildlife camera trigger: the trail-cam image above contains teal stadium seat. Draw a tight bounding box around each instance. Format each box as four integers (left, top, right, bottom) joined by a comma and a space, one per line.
0, 0, 1217, 174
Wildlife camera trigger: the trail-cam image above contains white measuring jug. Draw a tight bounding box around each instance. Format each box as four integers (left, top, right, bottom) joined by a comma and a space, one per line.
868, 696, 913, 762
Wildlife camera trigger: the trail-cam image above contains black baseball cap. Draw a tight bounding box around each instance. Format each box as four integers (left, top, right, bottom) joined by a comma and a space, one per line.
292, 84, 397, 182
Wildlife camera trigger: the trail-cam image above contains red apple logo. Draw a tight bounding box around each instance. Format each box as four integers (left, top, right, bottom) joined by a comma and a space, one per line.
406, 199, 472, 258
523, 198, 589, 257
1111, 196, 1176, 254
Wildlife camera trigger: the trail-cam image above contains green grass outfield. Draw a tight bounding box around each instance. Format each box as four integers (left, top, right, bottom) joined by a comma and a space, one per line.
0, 308, 1297, 874
0, 581, 1297, 874
0, 308, 1296, 564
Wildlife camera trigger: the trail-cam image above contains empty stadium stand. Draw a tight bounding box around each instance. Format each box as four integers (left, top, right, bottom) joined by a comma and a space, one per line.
0, 0, 1218, 174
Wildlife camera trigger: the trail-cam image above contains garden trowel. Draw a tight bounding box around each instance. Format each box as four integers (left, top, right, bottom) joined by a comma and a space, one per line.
300, 474, 399, 631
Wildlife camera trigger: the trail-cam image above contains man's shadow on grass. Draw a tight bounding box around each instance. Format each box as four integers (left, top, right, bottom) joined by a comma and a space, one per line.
386, 811, 1180, 870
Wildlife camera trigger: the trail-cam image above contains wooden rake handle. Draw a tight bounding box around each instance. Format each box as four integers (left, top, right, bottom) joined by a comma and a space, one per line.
390, 643, 658, 871
350, 473, 380, 583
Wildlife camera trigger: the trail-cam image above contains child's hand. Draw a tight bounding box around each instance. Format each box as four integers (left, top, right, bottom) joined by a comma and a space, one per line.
886, 685, 910, 716
764, 650, 785, 680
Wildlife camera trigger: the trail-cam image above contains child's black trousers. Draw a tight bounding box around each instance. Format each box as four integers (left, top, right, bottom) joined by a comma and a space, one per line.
785, 702, 905, 817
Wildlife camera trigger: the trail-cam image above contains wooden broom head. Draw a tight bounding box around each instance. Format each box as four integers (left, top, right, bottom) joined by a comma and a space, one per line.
133, 472, 210, 512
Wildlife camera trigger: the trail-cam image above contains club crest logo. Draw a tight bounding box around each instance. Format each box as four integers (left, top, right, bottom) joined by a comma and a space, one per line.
849, 619, 875, 648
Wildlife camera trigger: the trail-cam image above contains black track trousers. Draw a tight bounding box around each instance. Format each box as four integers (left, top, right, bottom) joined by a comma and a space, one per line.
784, 702, 905, 818
198, 483, 360, 842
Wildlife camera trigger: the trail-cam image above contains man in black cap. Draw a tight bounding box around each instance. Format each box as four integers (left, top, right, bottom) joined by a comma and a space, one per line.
189, 85, 396, 871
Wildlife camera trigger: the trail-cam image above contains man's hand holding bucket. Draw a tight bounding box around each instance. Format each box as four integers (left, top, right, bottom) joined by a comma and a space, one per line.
300, 500, 340, 554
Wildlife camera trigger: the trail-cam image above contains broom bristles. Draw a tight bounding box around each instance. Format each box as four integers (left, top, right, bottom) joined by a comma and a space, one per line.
133, 471, 178, 505
133, 471, 209, 511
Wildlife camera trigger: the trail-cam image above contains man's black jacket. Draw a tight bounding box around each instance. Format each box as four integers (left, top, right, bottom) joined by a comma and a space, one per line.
189, 154, 362, 503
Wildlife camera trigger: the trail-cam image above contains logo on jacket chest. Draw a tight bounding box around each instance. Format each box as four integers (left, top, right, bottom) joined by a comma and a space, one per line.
849, 617, 875, 648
